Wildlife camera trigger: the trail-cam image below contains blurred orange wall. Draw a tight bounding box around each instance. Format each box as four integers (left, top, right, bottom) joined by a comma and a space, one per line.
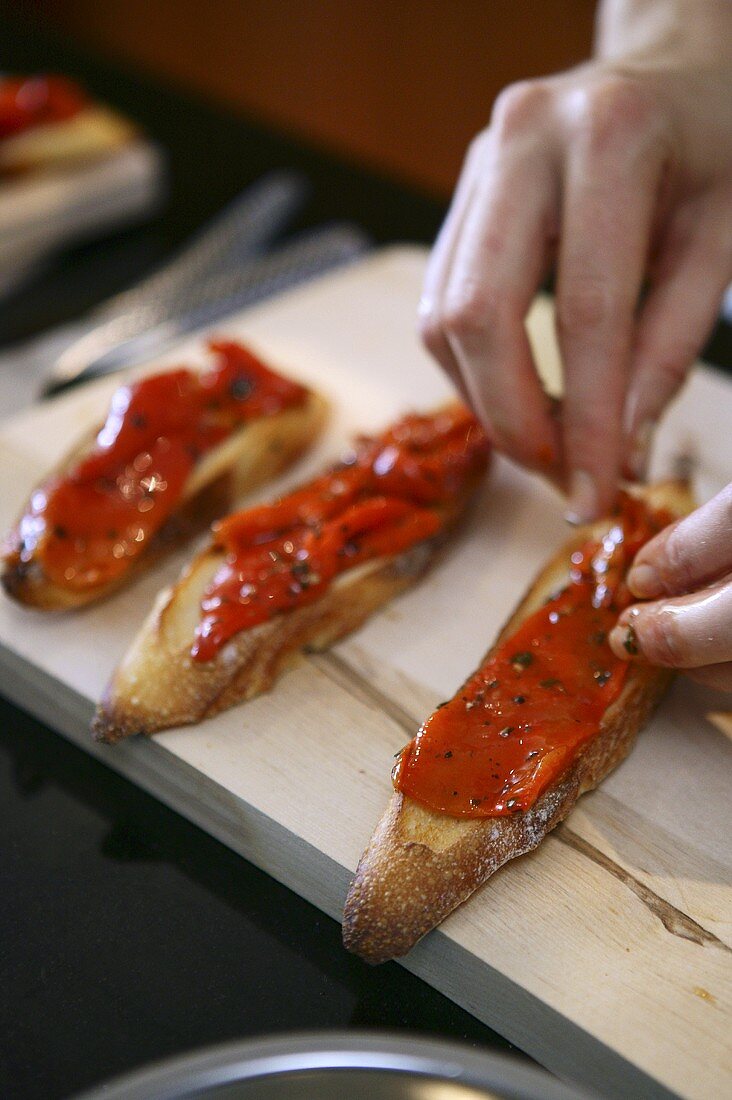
44, 0, 596, 197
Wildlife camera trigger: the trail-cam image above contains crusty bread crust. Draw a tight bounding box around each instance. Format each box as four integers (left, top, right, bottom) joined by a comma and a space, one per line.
2, 392, 327, 611
93, 540, 437, 742
342, 480, 695, 964
92, 482, 480, 743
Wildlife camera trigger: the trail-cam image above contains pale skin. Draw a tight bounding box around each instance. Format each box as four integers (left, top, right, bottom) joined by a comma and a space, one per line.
608, 483, 732, 690
419, 0, 732, 689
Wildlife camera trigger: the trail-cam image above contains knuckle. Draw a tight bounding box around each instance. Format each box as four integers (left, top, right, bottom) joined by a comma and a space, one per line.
575, 74, 660, 153
465, 129, 488, 165
417, 306, 443, 354
442, 282, 499, 342
659, 527, 695, 591
459, 131, 488, 178
492, 80, 551, 140
556, 285, 623, 339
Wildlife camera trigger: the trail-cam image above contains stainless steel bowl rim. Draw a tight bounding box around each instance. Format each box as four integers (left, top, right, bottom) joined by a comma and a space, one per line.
73, 1030, 596, 1100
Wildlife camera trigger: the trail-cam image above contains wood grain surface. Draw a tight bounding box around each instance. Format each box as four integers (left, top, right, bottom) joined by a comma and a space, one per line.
0, 249, 730, 1100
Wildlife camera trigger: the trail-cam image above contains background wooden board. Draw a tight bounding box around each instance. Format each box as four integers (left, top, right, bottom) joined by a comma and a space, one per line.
1, 248, 730, 1100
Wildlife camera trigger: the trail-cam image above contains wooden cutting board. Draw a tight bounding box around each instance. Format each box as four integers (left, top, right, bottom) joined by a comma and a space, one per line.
0, 247, 730, 1100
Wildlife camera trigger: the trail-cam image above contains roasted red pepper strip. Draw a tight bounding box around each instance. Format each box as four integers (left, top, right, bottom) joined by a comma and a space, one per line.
393, 493, 673, 818
6, 342, 307, 592
191, 405, 489, 661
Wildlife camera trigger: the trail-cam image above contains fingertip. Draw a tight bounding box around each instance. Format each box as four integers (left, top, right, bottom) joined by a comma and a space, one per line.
608, 617, 639, 661
609, 602, 645, 660
455, 347, 562, 476
627, 561, 662, 598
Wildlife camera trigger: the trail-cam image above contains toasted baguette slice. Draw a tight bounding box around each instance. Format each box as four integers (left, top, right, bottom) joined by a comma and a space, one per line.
2, 381, 327, 611
0, 106, 138, 177
342, 480, 695, 964
93, 539, 441, 742
92, 408, 489, 742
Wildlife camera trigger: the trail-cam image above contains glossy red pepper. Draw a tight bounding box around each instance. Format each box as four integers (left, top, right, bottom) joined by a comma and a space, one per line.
9, 341, 307, 592
393, 493, 672, 818
191, 405, 490, 661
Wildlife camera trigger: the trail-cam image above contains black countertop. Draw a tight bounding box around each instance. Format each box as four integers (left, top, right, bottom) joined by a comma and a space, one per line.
0, 11, 520, 1100
2, 11, 730, 1100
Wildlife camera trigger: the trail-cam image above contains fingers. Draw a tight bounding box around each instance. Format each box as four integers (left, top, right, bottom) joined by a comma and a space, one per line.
623, 187, 732, 479
628, 484, 732, 598
554, 76, 670, 521
609, 578, 732, 669
419, 138, 482, 404
419, 70, 727, 514
419, 82, 562, 474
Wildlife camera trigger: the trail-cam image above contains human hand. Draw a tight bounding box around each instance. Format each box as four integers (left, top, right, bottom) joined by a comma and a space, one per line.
608, 484, 732, 691
418, 0, 732, 521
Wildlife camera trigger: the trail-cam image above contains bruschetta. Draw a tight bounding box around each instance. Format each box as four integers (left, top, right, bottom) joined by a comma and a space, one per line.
0, 74, 137, 177
2, 340, 327, 610
91, 404, 490, 742
342, 480, 694, 964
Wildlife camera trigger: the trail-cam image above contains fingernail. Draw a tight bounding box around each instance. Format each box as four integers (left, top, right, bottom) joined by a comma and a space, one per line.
628, 561, 661, 598
609, 609, 641, 660
564, 470, 599, 525
626, 419, 655, 482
